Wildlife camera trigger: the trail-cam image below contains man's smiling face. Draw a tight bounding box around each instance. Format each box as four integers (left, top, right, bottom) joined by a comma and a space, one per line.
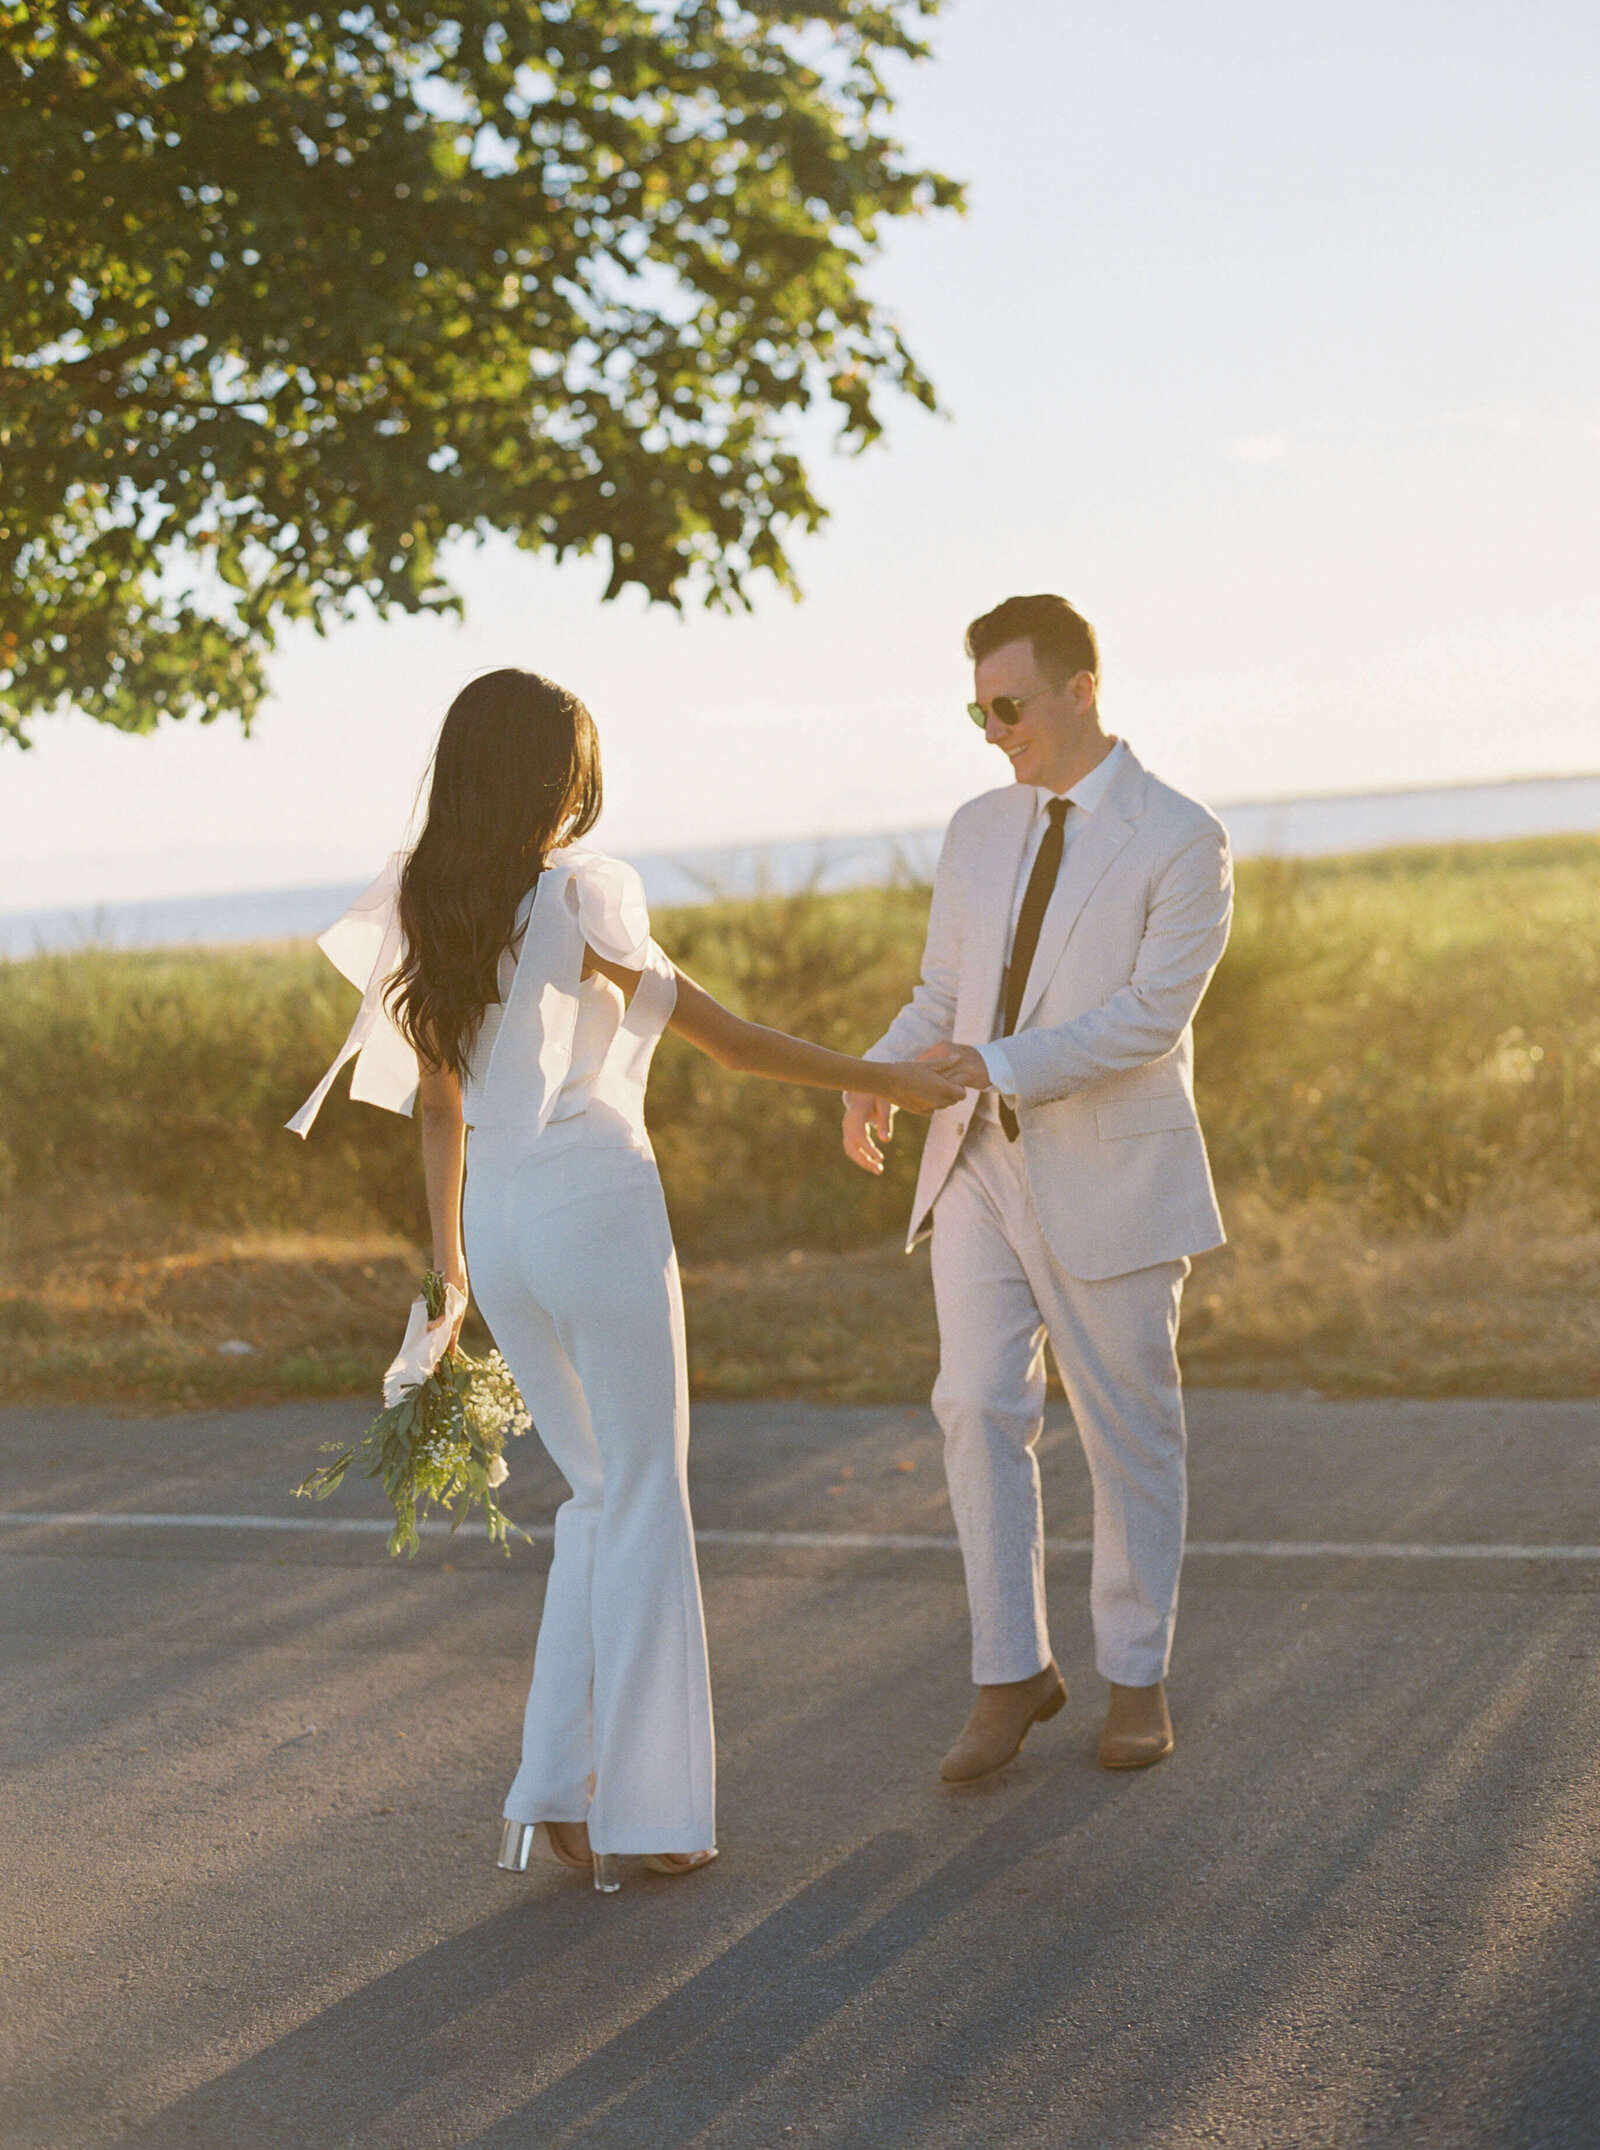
973, 637, 1093, 791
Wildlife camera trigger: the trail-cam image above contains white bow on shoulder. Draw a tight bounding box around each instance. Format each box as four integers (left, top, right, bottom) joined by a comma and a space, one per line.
286, 845, 660, 1140
286, 857, 420, 1137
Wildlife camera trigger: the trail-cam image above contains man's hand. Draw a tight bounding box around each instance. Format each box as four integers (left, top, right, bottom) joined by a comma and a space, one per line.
842, 1091, 897, 1175
918, 1042, 992, 1090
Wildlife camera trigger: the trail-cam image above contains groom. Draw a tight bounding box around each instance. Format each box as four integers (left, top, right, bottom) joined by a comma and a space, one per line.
844, 593, 1232, 1781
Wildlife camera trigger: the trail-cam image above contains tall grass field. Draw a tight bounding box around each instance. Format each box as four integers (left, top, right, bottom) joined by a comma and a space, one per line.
3, 834, 1598, 1405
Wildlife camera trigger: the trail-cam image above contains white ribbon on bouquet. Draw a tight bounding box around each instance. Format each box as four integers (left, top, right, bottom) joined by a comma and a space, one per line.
382, 1283, 469, 1407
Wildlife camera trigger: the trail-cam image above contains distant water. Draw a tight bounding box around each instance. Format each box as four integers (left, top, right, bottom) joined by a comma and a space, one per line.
5, 772, 1599, 961
1217, 772, 1600, 861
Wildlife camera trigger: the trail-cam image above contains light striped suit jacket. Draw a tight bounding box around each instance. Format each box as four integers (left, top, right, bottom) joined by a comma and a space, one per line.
866, 745, 1233, 1281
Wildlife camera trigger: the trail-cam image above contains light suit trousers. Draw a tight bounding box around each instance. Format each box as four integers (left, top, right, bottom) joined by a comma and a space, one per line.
929, 1118, 1189, 1689
463, 1123, 716, 1856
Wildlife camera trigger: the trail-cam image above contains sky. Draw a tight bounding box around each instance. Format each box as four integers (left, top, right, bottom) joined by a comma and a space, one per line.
5, 0, 1598, 909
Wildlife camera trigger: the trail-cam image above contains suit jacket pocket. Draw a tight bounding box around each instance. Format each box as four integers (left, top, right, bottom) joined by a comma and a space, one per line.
1095, 1095, 1196, 1140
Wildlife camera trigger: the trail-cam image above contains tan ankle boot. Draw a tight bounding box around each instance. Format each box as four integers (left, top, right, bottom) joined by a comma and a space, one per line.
1097, 1681, 1174, 1769
940, 1664, 1067, 1784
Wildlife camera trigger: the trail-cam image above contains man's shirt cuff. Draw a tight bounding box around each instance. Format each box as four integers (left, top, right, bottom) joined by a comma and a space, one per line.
978, 1038, 1018, 1099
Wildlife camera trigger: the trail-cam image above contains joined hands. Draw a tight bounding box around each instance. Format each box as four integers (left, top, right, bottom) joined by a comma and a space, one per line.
841, 1045, 985, 1175
882, 1061, 965, 1116
916, 1042, 992, 1090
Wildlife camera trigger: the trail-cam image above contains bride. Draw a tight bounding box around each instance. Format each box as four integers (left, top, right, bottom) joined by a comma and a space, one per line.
290, 667, 959, 1891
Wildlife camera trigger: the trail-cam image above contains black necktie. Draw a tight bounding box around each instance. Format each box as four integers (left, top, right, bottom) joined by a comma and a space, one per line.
998, 797, 1069, 1141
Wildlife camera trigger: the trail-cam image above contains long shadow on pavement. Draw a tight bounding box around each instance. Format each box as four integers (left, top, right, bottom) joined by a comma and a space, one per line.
464, 1768, 1126, 2148
114, 1826, 927, 2149
118, 1764, 1120, 2150
100, 1589, 1600, 2150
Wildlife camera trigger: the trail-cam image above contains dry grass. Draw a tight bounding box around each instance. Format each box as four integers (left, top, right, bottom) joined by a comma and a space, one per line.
702, 1191, 1600, 1401
0, 1195, 422, 1407
681, 1240, 942, 1401
5, 1188, 1597, 1411
0, 1181, 938, 1408
1183, 1185, 1600, 1397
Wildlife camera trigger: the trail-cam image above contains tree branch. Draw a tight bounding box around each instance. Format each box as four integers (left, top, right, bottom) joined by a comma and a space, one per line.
50, 9, 152, 104
2, 310, 211, 387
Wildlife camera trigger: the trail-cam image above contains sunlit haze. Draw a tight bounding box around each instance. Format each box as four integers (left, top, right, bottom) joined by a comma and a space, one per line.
5, 0, 1597, 909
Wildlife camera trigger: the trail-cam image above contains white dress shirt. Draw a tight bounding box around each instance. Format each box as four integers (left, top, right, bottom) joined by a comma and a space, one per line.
976, 738, 1127, 1108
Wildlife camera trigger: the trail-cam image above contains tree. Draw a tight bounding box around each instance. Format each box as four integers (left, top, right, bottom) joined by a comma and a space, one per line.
0, 2, 959, 744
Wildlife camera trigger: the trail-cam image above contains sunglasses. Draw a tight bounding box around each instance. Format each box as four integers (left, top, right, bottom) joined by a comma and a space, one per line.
967, 686, 1053, 730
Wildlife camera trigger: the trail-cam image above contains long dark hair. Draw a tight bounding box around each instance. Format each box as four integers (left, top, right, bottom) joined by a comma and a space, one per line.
390, 668, 602, 1076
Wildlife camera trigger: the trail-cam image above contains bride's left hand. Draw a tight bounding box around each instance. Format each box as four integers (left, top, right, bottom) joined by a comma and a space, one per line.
430, 1276, 469, 1355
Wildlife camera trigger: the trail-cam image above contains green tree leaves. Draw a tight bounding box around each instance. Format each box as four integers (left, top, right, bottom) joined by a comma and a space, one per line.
0, 2, 959, 742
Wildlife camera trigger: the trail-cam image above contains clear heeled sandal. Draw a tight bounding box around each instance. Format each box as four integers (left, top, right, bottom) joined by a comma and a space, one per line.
497, 1819, 603, 1884
496, 1821, 715, 1892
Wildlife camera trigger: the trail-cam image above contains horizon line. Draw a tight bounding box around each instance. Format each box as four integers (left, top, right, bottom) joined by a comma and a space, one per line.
4, 765, 1600, 933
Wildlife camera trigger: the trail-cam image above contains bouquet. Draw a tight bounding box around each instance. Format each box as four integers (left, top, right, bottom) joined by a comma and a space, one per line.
294, 1270, 532, 1555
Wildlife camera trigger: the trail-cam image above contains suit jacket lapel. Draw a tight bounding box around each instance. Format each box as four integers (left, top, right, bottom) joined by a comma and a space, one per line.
968, 786, 1037, 1038
1014, 749, 1146, 1031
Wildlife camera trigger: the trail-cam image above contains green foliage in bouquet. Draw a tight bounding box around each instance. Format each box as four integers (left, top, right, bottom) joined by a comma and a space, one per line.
294, 1271, 531, 1556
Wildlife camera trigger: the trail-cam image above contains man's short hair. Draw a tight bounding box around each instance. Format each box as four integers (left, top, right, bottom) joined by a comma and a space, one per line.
965, 594, 1100, 685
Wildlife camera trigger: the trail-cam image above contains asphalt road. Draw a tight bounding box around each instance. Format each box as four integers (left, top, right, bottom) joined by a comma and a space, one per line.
3, 1392, 1599, 2149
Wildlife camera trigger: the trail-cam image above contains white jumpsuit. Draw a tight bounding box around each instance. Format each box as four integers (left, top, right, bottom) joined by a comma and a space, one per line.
290, 847, 716, 1857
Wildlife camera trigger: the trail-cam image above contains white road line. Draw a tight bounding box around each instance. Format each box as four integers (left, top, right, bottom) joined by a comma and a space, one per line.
1, 1512, 1599, 1562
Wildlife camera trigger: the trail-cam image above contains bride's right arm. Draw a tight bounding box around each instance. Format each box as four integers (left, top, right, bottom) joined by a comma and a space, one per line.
417, 1063, 468, 1342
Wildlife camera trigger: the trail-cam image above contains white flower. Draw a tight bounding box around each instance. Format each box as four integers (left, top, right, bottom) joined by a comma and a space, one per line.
486, 1455, 509, 1488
